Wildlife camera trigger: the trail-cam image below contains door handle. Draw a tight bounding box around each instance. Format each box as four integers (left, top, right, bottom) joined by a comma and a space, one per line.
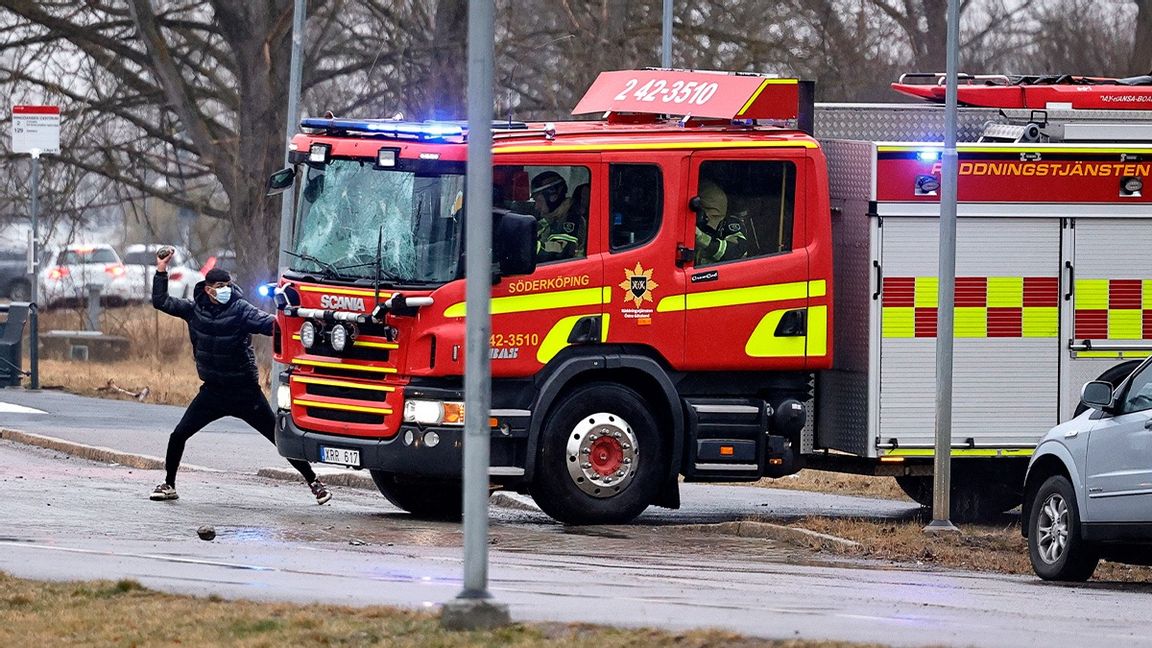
1064, 261, 1074, 301
1144, 419, 1152, 430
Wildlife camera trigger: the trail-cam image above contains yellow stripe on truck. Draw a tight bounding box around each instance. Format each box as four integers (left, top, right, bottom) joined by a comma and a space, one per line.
444, 287, 610, 318
535, 313, 611, 364
744, 305, 828, 358
657, 280, 822, 313
883, 448, 1034, 458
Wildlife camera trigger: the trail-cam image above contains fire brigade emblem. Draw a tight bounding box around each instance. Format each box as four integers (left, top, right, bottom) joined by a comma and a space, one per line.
619, 262, 658, 308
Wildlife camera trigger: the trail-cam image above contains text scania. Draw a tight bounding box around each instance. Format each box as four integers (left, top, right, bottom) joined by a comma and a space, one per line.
320, 294, 367, 311
506, 275, 591, 294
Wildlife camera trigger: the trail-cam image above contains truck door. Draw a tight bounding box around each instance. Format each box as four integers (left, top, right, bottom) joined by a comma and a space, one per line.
488, 158, 605, 374
680, 150, 812, 372
1065, 218, 1152, 421
598, 153, 685, 365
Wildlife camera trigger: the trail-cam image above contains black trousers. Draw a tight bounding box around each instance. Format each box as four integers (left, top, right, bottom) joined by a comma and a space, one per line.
165, 382, 316, 486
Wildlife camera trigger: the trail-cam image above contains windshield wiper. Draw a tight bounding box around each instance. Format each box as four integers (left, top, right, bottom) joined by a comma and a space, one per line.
336, 260, 401, 282
284, 249, 347, 280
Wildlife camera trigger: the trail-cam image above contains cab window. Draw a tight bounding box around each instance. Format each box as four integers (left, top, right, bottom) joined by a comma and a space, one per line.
695, 160, 796, 267
609, 164, 662, 251
493, 165, 591, 264
1120, 363, 1152, 414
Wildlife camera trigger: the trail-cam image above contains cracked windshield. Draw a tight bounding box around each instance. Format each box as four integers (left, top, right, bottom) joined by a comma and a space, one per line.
292, 159, 465, 284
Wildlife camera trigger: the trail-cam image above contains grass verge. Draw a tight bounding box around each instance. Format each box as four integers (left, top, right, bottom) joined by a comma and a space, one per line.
0, 572, 878, 648
784, 516, 1152, 581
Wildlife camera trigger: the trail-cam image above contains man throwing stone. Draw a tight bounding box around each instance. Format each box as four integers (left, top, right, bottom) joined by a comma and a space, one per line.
148, 247, 331, 504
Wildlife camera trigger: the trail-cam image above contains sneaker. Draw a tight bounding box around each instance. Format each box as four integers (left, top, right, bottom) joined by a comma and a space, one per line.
309, 479, 332, 505
150, 483, 178, 501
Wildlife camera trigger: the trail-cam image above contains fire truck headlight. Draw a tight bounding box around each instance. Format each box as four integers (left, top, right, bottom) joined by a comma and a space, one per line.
403, 399, 465, 426
329, 323, 351, 352
1121, 176, 1143, 197
300, 321, 318, 349
276, 383, 292, 411
308, 143, 330, 164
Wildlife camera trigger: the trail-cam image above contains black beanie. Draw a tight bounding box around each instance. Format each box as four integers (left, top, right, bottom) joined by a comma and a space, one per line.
205, 268, 231, 284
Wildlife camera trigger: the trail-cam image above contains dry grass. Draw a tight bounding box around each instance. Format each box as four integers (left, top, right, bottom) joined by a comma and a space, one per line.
0, 572, 880, 648
34, 304, 262, 405
750, 471, 909, 501
784, 517, 1152, 581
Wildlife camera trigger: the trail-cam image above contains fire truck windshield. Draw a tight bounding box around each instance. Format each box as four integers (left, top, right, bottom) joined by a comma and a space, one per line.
292, 158, 466, 284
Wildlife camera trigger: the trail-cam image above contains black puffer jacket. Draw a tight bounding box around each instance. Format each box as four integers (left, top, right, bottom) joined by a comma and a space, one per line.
152, 272, 273, 385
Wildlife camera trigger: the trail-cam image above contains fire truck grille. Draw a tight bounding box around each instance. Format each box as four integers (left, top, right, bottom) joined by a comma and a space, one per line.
304, 382, 388, 402
306, 407, 385, 425
308, 365, 384, 380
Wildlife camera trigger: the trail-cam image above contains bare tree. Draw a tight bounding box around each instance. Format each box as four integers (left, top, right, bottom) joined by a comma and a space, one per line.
1131, 0, 1152, 74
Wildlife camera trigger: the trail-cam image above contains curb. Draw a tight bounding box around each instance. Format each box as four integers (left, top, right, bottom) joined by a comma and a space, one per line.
256, 466, 376, 490
673, 520, 861, 550
0, 428, 218, 473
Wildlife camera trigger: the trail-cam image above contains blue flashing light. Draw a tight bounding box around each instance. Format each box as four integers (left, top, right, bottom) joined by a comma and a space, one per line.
917, 149, 942, 162
257, 282, 276, 299
301, 117, 464, 141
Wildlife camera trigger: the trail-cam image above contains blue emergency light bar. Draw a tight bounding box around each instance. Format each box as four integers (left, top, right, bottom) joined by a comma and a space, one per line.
301, 117, 530, 140
301, 117, 466, 141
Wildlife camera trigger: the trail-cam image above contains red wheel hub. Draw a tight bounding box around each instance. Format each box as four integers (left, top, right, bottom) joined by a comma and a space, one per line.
588, 435, 624, 476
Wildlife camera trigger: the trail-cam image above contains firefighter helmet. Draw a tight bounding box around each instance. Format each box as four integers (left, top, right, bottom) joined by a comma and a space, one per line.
531, 171, 568, 210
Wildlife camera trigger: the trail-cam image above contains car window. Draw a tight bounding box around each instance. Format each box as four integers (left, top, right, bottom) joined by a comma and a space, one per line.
494, 164, 591, 265
610, 164, 662, 251
60, 248, 118, 265
1120, 363, 1152, 414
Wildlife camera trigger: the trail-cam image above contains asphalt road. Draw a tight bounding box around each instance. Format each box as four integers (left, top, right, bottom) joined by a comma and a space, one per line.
4, 439, 1152, 648
7, 389, 1151, 647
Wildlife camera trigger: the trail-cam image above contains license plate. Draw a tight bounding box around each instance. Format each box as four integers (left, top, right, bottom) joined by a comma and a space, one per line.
320, 446, 360, 467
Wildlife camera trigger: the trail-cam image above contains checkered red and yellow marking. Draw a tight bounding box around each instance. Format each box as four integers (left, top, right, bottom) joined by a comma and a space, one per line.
1072, 279, 1152, 340
882, 276, 1059, 338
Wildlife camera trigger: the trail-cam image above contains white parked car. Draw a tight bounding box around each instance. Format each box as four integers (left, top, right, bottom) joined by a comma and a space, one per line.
39, 243, 136, 307
121, 244, 204, 300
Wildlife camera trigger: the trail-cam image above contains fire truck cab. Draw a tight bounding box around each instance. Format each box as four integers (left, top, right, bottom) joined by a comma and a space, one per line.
271, 69, 1152, 524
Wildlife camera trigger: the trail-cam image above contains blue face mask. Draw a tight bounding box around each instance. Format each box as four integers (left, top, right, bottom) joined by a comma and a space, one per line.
213, 286, 232, 304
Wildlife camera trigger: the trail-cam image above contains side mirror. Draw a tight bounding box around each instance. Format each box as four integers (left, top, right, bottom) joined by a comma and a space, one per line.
266, 167, 296, 196
688, 195, 703, 218
492, 210, 537, 277
1081, 380, 1115, 412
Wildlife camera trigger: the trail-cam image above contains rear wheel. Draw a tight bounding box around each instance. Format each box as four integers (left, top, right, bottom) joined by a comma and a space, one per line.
1028, 475, 1098, 581
895, 472, 1020, 523
368, 470, 462, 520
530, 383, 665, 525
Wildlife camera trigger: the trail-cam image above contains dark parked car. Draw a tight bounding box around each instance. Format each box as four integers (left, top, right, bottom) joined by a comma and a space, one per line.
0, 248, 30, 301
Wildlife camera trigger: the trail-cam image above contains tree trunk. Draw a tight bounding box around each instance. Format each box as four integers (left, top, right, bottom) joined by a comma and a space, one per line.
1132, 0, 1152, 75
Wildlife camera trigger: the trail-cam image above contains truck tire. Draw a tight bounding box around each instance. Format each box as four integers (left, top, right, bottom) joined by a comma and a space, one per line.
369, 470, 462, 520
530, 382, 665, 525
1072, 359, 1142, 418
894, 474, 1019, 523
1028, 475, 1098, 581
5, 278, 29, 302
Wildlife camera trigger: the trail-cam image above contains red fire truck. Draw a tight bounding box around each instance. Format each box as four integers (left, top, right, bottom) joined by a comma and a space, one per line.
269, 69, 1152, 524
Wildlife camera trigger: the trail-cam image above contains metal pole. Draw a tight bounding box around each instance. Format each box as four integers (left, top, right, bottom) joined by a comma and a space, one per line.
28, 151, 40, 390
926, 0, 961, 533
441, 0, 509, 630
661, 0, 672, 68
273, 0, 306, 395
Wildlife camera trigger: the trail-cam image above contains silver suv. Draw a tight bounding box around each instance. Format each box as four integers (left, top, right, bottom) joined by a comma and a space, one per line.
1023, 358, 1152, 580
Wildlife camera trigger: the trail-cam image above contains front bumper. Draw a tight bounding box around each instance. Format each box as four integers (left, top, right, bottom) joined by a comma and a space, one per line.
276, 408, 531, 480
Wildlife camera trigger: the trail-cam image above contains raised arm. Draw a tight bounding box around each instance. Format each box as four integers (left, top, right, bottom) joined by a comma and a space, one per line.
151, 247, 193, 319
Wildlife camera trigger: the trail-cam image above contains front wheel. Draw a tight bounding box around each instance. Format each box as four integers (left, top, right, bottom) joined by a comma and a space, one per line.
530, 383, 666, 525
1028, 475, 1098, 581
369, 470, 462, 520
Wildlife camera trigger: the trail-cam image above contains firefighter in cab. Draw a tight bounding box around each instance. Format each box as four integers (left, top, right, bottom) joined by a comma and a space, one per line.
531, 171, 585, 262
695, 180, 748, 265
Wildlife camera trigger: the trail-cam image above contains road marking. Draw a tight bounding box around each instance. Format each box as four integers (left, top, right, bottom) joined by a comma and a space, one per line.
0, 402, 45, 414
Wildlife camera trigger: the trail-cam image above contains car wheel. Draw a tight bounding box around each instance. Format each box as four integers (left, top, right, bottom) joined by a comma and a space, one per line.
368, 470, 462, 520
5, 279, 30, 302
529, 382, 665, 525
1028, 475, 1099, 581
